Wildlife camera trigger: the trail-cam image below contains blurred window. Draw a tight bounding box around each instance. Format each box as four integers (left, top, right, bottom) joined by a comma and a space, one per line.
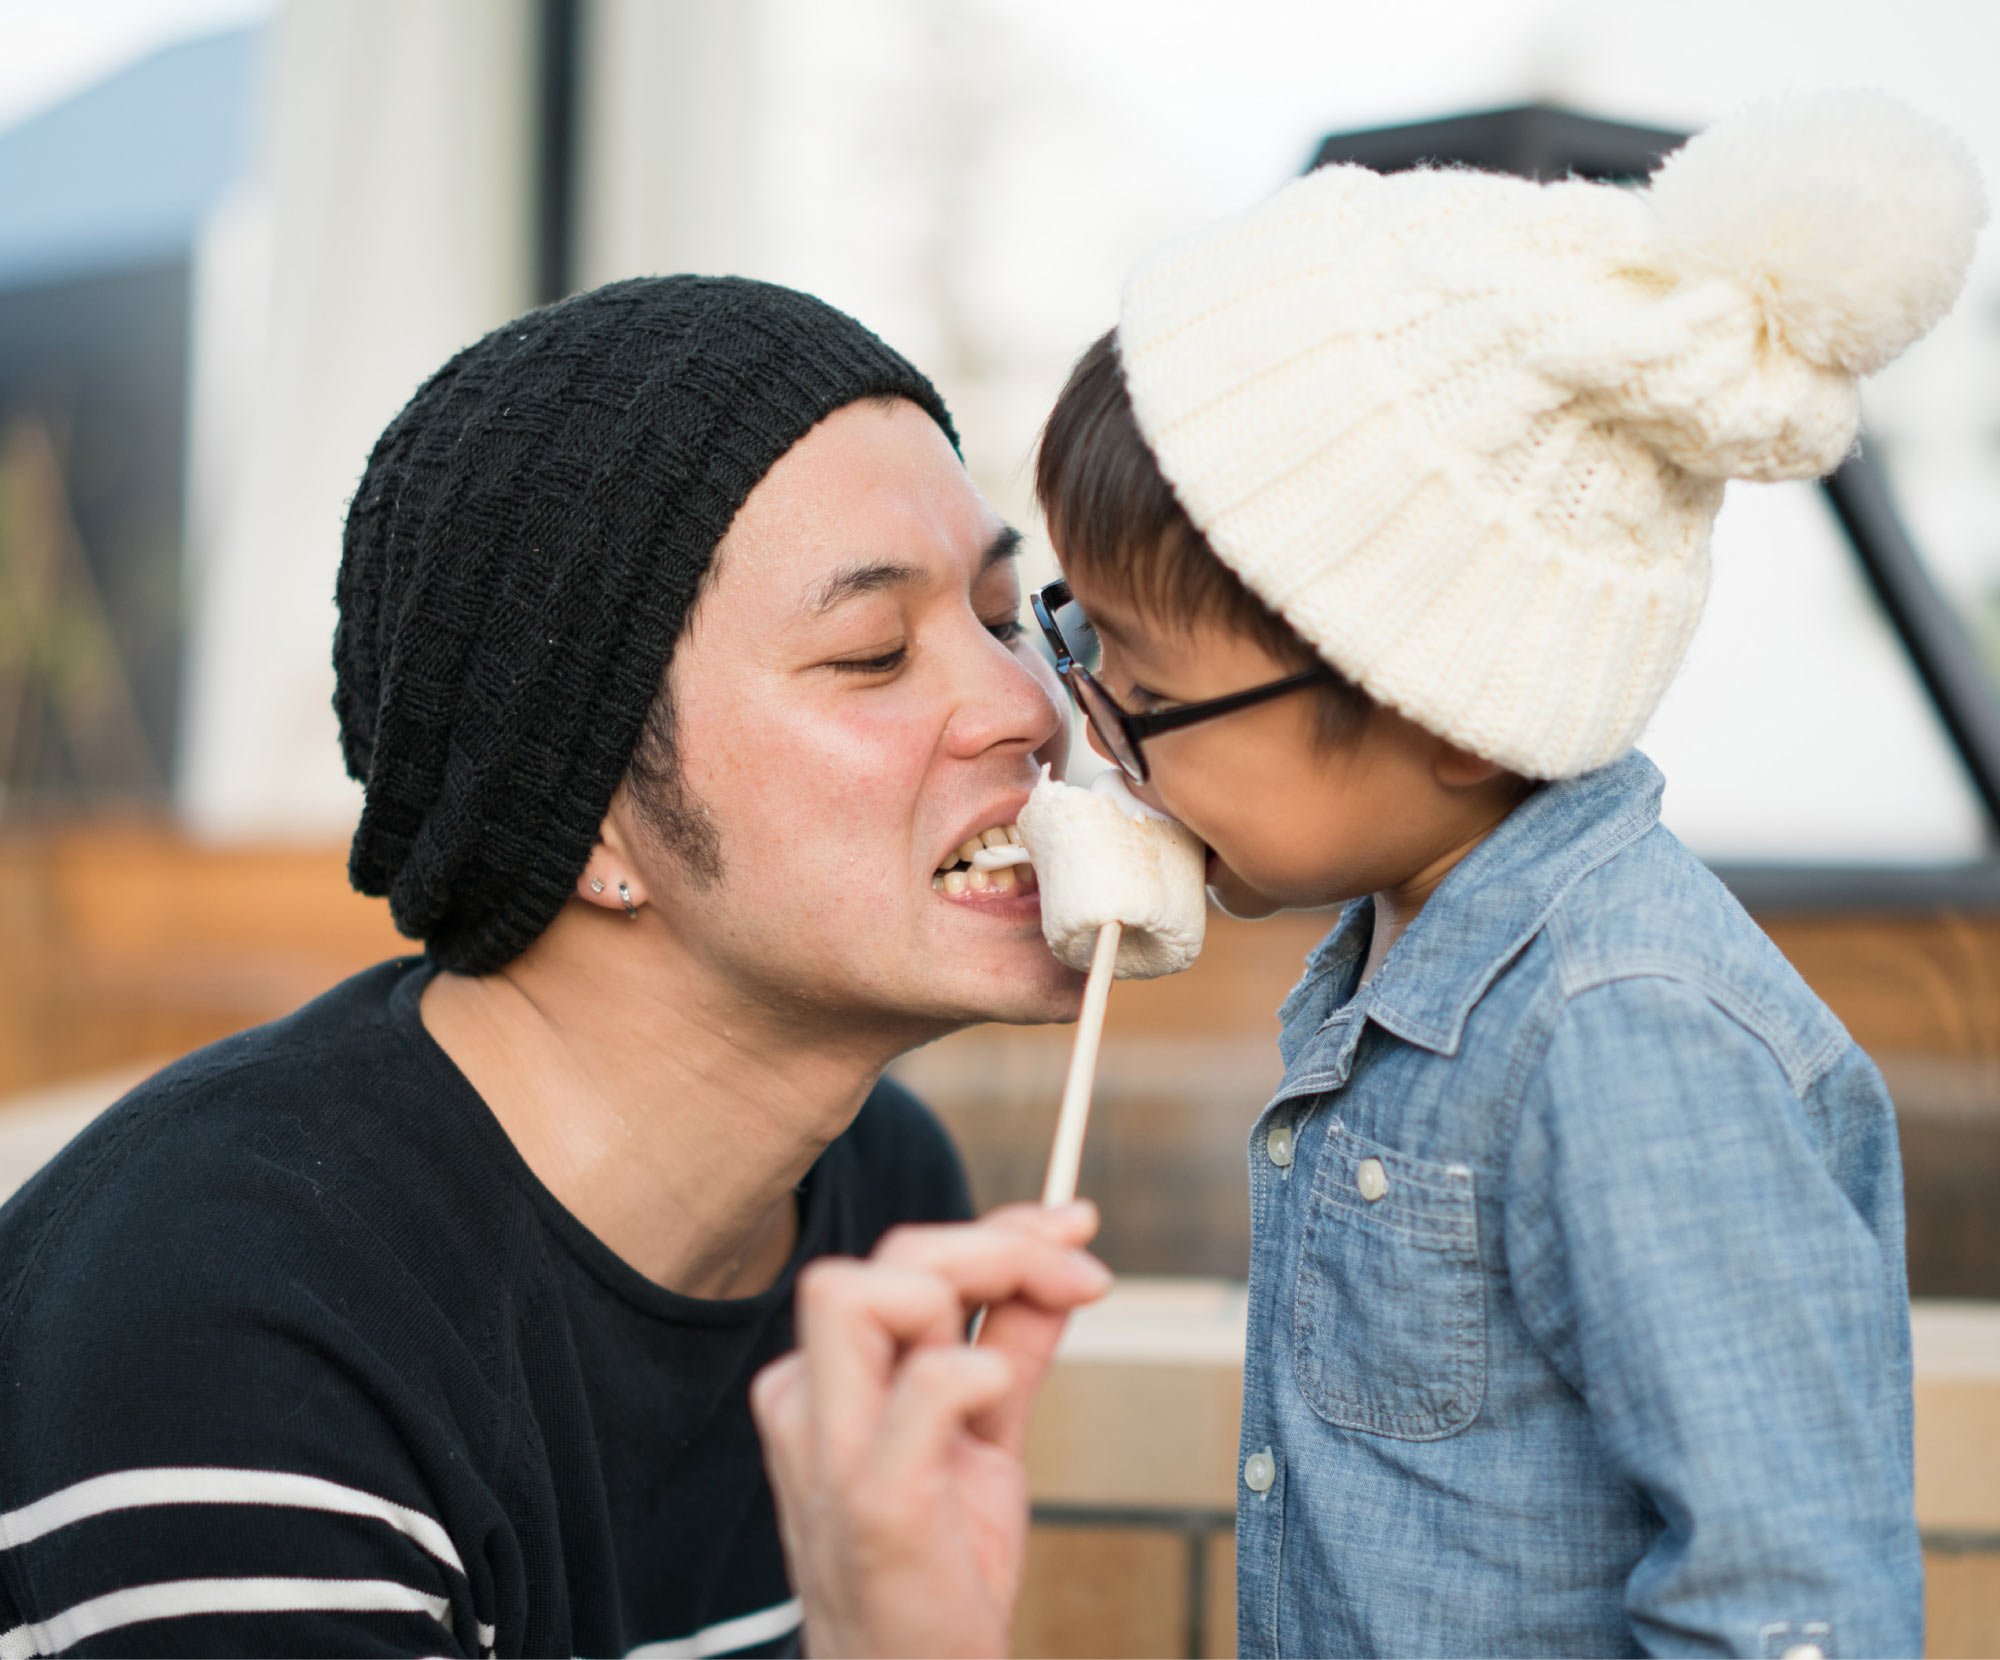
1643, 479, 1990, 864
0, 28, 258, 815
0, 268, 187, 811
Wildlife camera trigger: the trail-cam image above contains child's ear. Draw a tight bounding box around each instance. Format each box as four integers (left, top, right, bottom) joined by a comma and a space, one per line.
1432, 740, 1506, 790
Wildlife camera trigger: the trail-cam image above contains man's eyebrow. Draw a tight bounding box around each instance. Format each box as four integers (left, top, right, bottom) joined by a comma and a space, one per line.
800, 527, 1024, 616
802, 560, 928, 615
980, 525, 1023, 572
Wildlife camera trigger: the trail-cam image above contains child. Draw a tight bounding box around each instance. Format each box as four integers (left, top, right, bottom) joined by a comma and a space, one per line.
1024, 91, 1983, 1658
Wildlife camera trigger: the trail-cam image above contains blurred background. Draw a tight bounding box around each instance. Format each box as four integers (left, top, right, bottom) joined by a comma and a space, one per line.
1, 1, 1998, 1654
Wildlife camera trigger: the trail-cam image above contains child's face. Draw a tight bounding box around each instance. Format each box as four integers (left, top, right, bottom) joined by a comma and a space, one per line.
1061, 567, 1521, 919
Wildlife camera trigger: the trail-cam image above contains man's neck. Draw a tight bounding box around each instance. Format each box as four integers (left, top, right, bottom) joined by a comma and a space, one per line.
419, 909, 904, 1299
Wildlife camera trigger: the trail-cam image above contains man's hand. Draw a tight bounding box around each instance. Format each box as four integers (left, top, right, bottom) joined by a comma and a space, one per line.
750, 1202, 1112, 1658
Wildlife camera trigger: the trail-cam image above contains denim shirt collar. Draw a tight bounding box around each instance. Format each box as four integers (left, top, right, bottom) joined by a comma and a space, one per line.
1280, 750, 1666, 1065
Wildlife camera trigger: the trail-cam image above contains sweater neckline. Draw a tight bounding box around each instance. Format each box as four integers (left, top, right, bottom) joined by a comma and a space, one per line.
384, 958, 833, 1327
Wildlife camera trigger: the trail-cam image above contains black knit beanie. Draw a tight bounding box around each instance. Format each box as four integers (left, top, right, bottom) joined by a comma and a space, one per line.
334, 275, 957, 974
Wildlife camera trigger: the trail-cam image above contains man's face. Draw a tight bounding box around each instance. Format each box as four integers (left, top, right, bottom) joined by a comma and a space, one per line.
626, 398, 1082, 1040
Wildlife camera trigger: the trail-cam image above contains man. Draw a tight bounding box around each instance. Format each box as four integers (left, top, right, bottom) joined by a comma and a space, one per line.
0, 277, 1109, 1658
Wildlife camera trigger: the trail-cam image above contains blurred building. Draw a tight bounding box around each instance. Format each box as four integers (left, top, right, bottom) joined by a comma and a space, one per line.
0, 27, 257, 813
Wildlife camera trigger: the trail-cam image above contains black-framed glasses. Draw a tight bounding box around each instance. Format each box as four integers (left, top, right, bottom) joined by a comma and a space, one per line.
1030, 579, 1337, 784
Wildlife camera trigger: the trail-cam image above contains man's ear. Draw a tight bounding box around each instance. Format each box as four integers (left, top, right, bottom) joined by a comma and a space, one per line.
1432, 740, 1507, 791
576, 785, 650, 910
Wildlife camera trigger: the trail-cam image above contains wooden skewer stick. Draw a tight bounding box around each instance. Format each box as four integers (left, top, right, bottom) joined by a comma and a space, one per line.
1041, 921, 1122, 1206
971, 921, 1122, 1345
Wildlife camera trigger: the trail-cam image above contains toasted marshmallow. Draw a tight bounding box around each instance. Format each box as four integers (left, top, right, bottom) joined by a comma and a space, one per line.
1015, 764, 1207, 978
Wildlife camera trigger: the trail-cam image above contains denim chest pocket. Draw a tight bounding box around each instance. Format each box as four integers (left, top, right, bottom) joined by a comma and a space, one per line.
1291, 1123, 1486, 1441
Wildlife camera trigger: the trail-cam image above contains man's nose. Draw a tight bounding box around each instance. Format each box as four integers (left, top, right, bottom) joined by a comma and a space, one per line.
945, 629, 1066, 760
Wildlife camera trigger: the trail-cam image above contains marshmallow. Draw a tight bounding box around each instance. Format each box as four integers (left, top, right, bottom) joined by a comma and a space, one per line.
1015, 765, 1207, 978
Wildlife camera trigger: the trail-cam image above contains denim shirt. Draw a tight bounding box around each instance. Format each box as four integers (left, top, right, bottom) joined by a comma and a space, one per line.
1236, 753, 1921, 1659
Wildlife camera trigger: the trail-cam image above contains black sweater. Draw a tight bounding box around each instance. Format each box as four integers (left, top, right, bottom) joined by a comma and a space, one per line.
0, 959, 971, 1657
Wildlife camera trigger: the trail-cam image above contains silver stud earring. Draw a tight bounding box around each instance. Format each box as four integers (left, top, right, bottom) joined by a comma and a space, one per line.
618, 881, 638, 918
589, 878, 605, 893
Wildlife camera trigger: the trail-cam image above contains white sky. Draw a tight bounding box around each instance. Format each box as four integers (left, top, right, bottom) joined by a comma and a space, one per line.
990, 0, 2000, 219
0, 0, 273, 130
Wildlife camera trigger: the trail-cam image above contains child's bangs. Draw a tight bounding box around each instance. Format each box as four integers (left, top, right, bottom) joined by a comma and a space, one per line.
1035, 330, 1340, 669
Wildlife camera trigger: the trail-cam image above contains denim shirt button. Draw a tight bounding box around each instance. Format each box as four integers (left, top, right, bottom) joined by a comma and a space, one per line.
1266, 1125, 1295, 1168
1356, 1157, 1389, 1201
1780, 1647, 1825, 1660
1243, 1448, 1277, 1493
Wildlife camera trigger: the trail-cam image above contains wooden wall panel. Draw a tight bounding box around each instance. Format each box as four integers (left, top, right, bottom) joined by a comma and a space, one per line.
1760, 913, 2000, 1064
0, 825, 402, 1095
1014, 1528, 1190, 1659
1202, 1530, 1237, 1659
1761, 914, 2000, 1299
1927, 1552, 2000, 1660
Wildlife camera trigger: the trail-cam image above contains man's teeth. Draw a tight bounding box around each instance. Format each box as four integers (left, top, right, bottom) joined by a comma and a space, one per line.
933, 822, 1037, 894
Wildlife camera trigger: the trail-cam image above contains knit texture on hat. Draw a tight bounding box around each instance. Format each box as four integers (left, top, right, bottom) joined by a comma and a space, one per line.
335, 276, 956, 973
1116, 90, 1985, 779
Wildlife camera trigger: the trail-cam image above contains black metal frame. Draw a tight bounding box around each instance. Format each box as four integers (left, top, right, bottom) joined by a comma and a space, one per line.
534, 0, 583, 305
1311, 106, 2000, 911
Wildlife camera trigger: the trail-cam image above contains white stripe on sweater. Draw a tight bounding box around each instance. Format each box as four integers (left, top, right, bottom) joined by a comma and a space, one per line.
627, 1596, 805, 1658
0, 1467, 462, 1575
0, 1577, 452, 1659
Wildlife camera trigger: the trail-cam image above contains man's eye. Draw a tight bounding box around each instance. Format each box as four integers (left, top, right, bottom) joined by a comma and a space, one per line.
1127, 682, 1175, 712
830, 647, 907, 674
985, 619, 1026, 645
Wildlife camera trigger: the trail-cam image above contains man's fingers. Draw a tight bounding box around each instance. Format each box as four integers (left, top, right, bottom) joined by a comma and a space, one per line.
864, 1208, 1110, 1455
869, 1210, 1111, 1314
984, 1199, 1100, 1248
961, 1300, 1074, 1452
749, 1352, 805, 1449
764, 1207, 1108, 1540
749, 1353, 811, 1508
794, 1259, 967, 1460
874, 1344, 1018, 1496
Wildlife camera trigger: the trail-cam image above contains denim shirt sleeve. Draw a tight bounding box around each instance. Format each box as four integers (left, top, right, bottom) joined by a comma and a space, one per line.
1503, 974, 1923, 1659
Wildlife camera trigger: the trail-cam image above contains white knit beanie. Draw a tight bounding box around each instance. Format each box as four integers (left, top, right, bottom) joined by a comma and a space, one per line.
1116, 91, 1987, 779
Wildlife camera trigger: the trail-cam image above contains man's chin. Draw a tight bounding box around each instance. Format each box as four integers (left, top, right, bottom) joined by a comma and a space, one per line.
889, 951, 1084, 1034
937, 969, 1085, 1029
967, 979, 1088, 1028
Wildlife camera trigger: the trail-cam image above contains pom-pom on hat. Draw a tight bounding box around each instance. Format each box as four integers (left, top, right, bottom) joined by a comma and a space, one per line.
1115, 91, 1985, 780
335, 275, 956, 974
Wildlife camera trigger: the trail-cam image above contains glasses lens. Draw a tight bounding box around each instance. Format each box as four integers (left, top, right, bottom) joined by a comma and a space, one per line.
1049, 595, 1102, 674
1072, 670, 1146, 782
